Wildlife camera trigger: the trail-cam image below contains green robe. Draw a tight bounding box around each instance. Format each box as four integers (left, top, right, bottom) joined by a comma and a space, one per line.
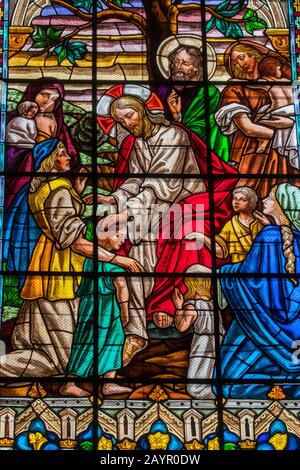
182, 85, 229, 162
67, 259, 125, 377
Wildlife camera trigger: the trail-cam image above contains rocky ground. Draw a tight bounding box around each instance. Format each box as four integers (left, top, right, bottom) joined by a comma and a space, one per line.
0, 323, 192, 399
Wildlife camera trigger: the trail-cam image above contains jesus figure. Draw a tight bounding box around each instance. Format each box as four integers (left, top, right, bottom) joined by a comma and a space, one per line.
96, 94, 207, 365
95, 85, 236, 367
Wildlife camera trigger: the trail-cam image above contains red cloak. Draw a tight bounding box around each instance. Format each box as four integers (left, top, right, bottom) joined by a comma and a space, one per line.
113, 123, 237, 319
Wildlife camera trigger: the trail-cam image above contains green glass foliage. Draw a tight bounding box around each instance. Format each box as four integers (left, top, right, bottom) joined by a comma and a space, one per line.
52, 41, 87, 65
206, 0, 267, 38
32, 26, 62, 48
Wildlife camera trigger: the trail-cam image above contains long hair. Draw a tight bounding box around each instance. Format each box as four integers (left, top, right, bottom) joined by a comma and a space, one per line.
280, 225, 297, 285
273, 188, 298, 285
225, 40, 291, 80
230, 44, 264, 79
30, 141, 65, 193
110, 96, 169, 140
184, 277, 212, 301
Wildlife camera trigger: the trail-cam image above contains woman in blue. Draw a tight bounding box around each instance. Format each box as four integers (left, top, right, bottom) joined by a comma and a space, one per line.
216, 183, 300, 398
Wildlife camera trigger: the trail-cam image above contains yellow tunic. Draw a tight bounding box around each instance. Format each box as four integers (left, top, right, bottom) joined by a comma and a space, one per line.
215, 215, 263, 263
21, 178, 85, 301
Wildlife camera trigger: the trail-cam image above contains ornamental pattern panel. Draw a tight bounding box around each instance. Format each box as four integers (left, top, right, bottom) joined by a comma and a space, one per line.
0, 0, 300, 452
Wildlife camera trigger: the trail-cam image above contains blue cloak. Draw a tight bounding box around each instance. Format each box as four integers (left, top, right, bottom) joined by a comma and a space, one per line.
3, 183, 40, 279
216, 226, 300, 398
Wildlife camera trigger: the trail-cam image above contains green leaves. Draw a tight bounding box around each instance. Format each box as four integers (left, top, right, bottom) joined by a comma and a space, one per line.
226, 23, 243, 38
32, 26, 62, 48
244, 9, 267, 35
67, 41, 88, 63
113, 0, 123, 6
216, 19, 228, 34
206, 0, 245, 37
72, 0, 93, 12
52, 41, 87, 64
206, 16, 216, 33
215, 0, 245, 18
32, 20, 87, 64
243, 8, 254, 20
216, 0, 232, 12
206, 2, 267, 38
71, 0, 103, 11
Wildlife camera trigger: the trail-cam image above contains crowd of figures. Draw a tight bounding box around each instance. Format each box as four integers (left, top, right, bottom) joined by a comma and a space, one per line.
1, 37, 300, 399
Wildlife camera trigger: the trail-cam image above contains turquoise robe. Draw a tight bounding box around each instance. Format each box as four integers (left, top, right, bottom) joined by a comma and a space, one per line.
67, 259, 125, 377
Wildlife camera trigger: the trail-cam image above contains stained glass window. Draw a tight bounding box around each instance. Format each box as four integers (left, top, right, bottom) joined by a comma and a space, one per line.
0, 0, 300, 459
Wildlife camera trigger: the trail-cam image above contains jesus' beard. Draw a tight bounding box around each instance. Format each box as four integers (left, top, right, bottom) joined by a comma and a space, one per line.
129, 120, 156, 140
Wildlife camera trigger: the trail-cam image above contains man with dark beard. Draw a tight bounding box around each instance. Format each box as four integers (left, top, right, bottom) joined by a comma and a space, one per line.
156, 41, 229, 162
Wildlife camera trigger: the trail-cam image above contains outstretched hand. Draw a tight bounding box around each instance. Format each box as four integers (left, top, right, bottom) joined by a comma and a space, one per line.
113, 255, 144, 273
83, 194, 117, 205
172, 287, 184, 310
167, 89, 181, 120
253, 210, 271, 226
75, 167, 89, 194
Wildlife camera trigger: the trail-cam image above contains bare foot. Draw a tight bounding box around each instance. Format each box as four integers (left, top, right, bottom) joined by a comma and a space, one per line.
122, 336, 148, 367
59, 382, 90, 397
102, 383, 132, 395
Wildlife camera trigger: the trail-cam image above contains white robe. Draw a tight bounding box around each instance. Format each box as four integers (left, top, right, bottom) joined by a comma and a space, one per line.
261, 104, 299, 169
6, 116, 37, 148
184, 299, 224, 399
112, 124, 205, 339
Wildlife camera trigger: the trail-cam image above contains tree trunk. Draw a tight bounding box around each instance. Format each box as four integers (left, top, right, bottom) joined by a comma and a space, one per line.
143, 1, 174, 81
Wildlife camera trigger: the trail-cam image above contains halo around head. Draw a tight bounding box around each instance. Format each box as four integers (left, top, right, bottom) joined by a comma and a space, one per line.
156, 34, 217, 80
96, 84, 164, 138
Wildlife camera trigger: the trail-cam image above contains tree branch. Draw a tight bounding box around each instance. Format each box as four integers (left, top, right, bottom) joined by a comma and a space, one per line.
101, 0, 124, 11
49, 0, 92, 20
33, 0, 246, 63
49, 0, 146, 35
160, 0, 172, 14
205, 5, 245, 23
102, 10, 146, 36
28, 19, 93, 59
175, 3, 247, 23
28, 6, 146, 61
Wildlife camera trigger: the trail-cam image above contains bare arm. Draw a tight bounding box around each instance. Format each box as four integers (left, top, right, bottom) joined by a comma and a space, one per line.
172, 288, 197, 332
253, 210, 272, 226
71, 234, 144, 271
258, 116, 294, 129
175, 304, 197, 333
204, 235, 224, 259
71, 232, 114, 262
35, 114, 57, 137
233, 113, 274, 138
114, 276, 129, 327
